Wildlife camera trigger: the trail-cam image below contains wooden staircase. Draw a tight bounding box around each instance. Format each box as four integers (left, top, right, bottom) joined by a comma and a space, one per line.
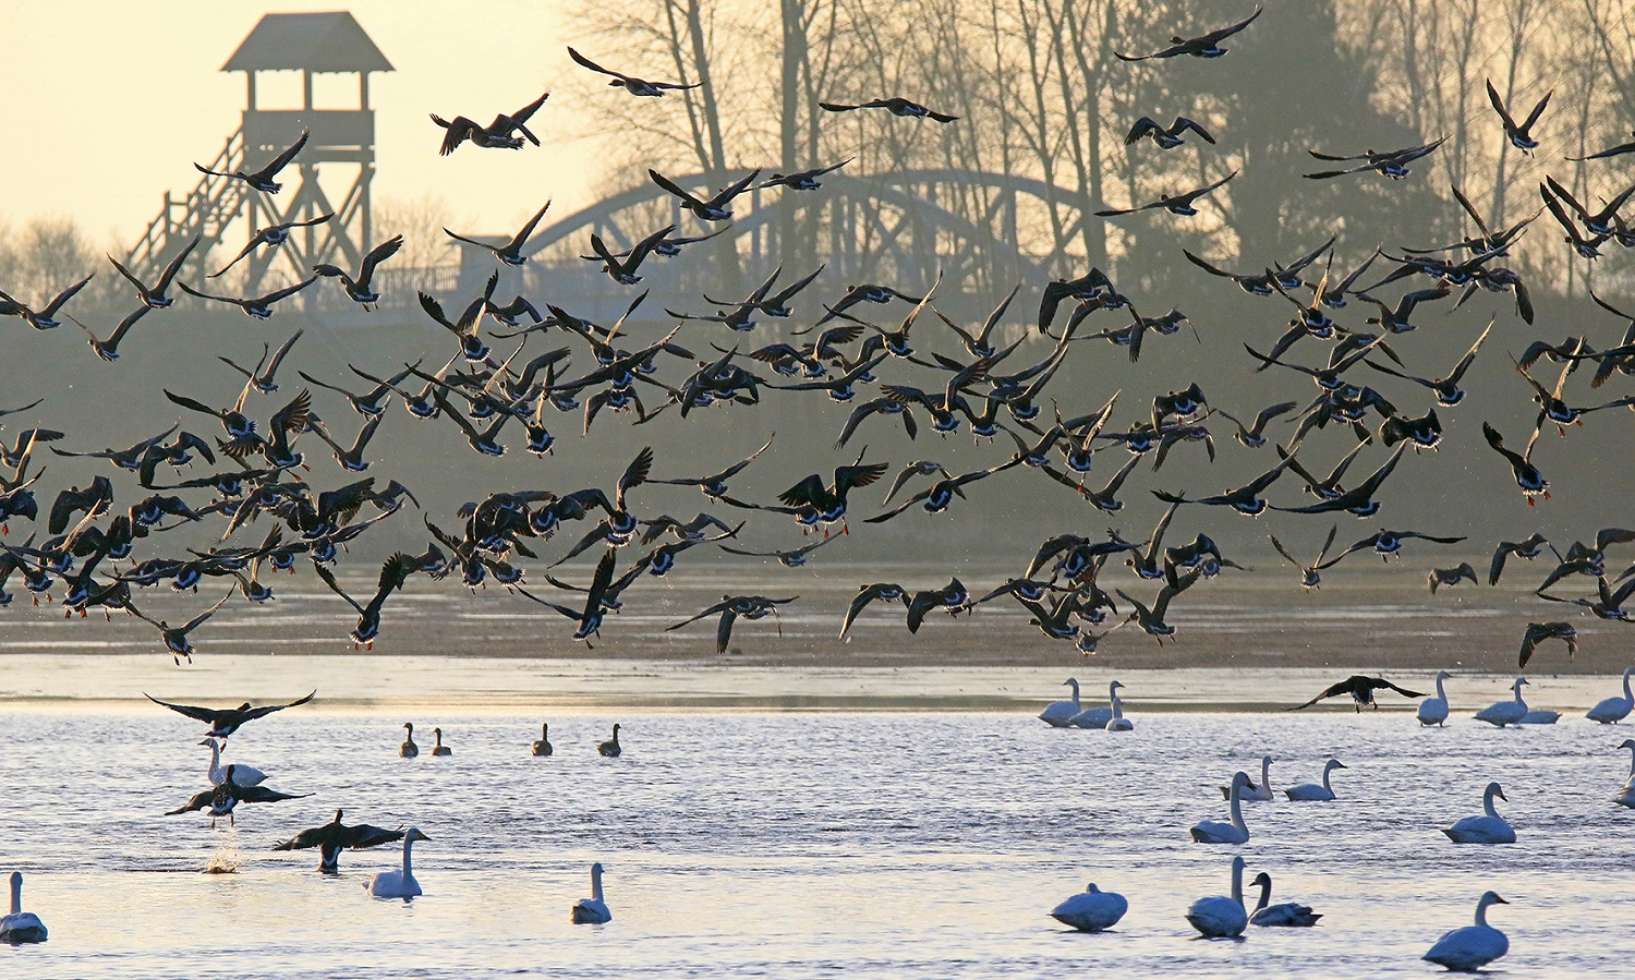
123, 128, 249, 280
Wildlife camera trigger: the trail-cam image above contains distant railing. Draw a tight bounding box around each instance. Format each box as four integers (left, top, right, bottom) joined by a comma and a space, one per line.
125, 128, 248, 278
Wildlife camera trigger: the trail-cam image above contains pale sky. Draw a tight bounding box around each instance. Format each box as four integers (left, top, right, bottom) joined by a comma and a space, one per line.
0, 1, 625, 246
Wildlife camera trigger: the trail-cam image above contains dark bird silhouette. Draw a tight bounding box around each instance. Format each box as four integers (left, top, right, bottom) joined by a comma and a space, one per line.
144, 690, 316, 739
568, 47, 700, 96
430, 90, 549, 155
1115, 7, 1262, 61
195, 129, 308, 193
819, 97, 958, 122
1292, 676, 1425, 712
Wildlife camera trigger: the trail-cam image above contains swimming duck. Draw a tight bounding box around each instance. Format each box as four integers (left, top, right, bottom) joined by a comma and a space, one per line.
1443, 782, 1515, 843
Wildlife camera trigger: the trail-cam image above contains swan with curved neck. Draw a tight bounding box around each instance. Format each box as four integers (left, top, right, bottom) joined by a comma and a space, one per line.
365, 828, 429, 898
1186, 855, 1248, 938
1105, 686, 1133, 731
1285, 758, 1346, 801
1067, 680, 1122, 728
200, 737, 267, 787
1417, 670, 1452, 727
1192, 771, 1251, 843
400, 722, 419, 758
1222, 756, 1273, 801
598, 723, 622, 757
1587, 667, 1635, 724
1249, 871, 1322, 927
431, 727, 452, 756
0, 872, 47, 943
532, 722, 553, 757
1039, 678, 1083, 727
1443, 781, 1515, 843
1050, 882, 1128, 932
571, 863, 612, 923
1424, 891, 1509, 971
1615, 739, 1635, 808
1474, 677, 1528, 727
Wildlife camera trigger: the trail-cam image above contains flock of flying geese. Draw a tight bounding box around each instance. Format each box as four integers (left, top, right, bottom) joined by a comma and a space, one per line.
4, 7, 1635, 968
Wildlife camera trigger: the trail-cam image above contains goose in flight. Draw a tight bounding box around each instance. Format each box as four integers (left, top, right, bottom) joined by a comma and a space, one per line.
209, 215, 333, 278
1303, 137, 1445, 180
838, 582, 909, 640
649, 168, 760, 221
1481, 421, 1548, 504
1116, 6, 1261, 61
1268, 524, 1338, 589
1424, 891, 1509, 972
0, 274, 95, 330
666, 594, 798, 654
312, 235, 404, 310
218, 330, 304, 394
1249, 872, 1322, 927
179, 277, 317, 320
65, 306, 152, 362
1418, 671, 1452, 727
1284, 759, 1346, 802
365, 828, 430, 899
165, 764, 310, 826
1096, 170, 1237, 217
445, 201, 551, 266
1427, 563, 1477, 594
1125, 115, 1215, 149
274, 808, 406, 872
109, 235, 199, 308
145, 689, 315, 739
587, 225, 673, 284
195, 129, 308, 193
1518, 621, 1577, 668
1292, 675, 1425, 712
125, 589, 234, 664
1443, 782, 1515, 844
1569, 130, 1635, 161
569, 46, 699, 96
761, 159, 852, 191
819, 97, 957, 122
0, 872, 47, 944
1049, 883, 1127, 932
1486, 78, 1551, 153
571, 863, 613, 923
312, 553, 417, 648
430, 90, 548, 155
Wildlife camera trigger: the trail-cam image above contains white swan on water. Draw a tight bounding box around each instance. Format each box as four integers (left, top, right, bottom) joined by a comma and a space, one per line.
0, 872, 47, 944
1443, 782, 1515, 843
1285, 758, 1346, 802
1249, 871, 1322, 927
1587, 667, 1635, 724
1423, 891, 1509, 972
1104, 687, 1133, 732
1186, 855, 1248, 939
1192, 771, 1251, 844
1474, 677, 1528, 728
1221, 756, 1273, 801
200, 737, 266, 787
1039, 678, 1082, 727
1067, 680, 1121, 728
1050, 882, 1127, 932
1615, 739, 1635, 809
365, 828, 429, 898
571, 863, 612, 924
1417, 670, 1451, 727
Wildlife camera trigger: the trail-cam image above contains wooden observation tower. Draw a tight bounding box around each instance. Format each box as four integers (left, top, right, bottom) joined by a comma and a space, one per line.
124, 12, 392, 297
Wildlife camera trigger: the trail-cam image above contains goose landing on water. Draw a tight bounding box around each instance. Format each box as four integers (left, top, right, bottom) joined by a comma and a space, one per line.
571, 863, 612, 923
1049, 883, 1128, 932
1192, 772, 1251, 844
0, 872, 47, 944
365, 828, 429, 899
1443, 782, 1515, 843
1186, 856, 1247, 939
1285, 758, 1346, 802
1424, 891, 1509, 972
1039, 678, 1082, 727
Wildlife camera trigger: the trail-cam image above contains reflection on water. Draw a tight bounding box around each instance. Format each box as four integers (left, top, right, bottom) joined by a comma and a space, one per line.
2, 704, 1631, 977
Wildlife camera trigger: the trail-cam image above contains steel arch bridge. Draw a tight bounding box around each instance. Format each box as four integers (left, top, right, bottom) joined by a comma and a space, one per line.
451, 169, 1096, 324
